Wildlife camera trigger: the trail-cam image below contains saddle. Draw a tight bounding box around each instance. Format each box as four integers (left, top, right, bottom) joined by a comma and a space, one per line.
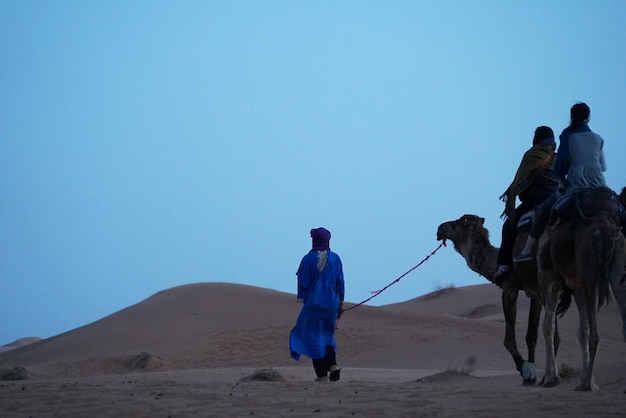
549, 187, 626, 227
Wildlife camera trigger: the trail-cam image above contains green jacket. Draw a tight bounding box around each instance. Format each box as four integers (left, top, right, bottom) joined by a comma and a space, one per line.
500, 142, 556, 221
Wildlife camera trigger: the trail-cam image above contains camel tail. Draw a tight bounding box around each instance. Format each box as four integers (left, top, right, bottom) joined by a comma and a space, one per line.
593, 216, 618, 309
557, 287, 572, 318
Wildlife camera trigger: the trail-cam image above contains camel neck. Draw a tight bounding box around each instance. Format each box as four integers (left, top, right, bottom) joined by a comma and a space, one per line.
458, 237, 498, 284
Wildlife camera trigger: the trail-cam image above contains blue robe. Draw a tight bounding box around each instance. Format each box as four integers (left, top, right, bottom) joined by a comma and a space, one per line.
289, 250, 345, 360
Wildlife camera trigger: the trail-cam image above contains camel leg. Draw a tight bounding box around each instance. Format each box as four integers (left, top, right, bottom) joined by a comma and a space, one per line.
554, 312, 561, 356
521, 297, 541, 384
573, 291, 599, 391
612, 272, 626, 341
539, 275, 562, 388
501, 283, 531, 383
611, 268, 626, 341
608, 251, 626, 342
525, 298, 541, 364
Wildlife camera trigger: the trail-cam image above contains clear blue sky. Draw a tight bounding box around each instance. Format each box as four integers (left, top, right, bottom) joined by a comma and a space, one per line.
1, 1, 625, 345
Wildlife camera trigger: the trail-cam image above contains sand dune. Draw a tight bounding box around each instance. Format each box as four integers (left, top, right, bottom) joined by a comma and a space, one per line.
1, 282, 625, 417
0, 337, 42, 354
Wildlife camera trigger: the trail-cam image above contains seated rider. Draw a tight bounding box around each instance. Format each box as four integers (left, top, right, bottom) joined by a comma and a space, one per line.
515, 102, 608, 261
494, 126, 559, 281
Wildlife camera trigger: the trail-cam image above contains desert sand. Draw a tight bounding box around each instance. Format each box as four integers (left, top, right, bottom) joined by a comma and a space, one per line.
1, 282, 625, 417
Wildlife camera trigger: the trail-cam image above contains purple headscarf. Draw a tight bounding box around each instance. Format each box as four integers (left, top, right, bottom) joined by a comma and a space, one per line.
310, 227, 331, 251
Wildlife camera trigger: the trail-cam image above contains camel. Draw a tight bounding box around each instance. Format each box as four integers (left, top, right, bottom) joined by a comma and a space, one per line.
537, 212, 626, 390
436, 215, 557, 385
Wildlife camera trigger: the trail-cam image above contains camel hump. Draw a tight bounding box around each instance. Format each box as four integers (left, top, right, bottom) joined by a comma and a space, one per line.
550, 187, 626, 226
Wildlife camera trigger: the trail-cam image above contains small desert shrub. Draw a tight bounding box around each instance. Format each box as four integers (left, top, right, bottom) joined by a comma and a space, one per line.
0, 366, 29, 381
129, 352, 152, 369
240, 368, 285, 382
447, 356, 477, 376
422, 283, 458, 300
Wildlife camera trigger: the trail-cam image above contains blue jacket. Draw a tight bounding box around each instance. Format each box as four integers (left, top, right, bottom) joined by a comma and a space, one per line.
289, 250, 344, 360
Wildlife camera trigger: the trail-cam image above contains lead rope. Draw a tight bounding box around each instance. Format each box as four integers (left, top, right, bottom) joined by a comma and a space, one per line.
336, 240, 447, 328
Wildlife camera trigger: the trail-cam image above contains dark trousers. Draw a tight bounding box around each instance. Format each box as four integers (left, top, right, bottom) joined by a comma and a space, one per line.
498, 177, 559, 264
529, 192, 558, 239
312, 345, 337, 378
498, 202, 534, 265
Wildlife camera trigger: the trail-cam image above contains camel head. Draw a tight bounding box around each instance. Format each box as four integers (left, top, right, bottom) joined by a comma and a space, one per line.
437, 214, 488, 249
436, 214, 498, 279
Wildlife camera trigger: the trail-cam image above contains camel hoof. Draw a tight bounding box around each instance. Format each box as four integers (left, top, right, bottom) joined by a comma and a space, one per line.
539, 374, 561, 388
521, 361, 536, 384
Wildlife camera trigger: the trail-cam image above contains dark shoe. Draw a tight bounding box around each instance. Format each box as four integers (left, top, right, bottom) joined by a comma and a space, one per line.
492, 265, 511, 286
513, 252, 535, 262
329, 365, 340, 382
493, 265, 511, 280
